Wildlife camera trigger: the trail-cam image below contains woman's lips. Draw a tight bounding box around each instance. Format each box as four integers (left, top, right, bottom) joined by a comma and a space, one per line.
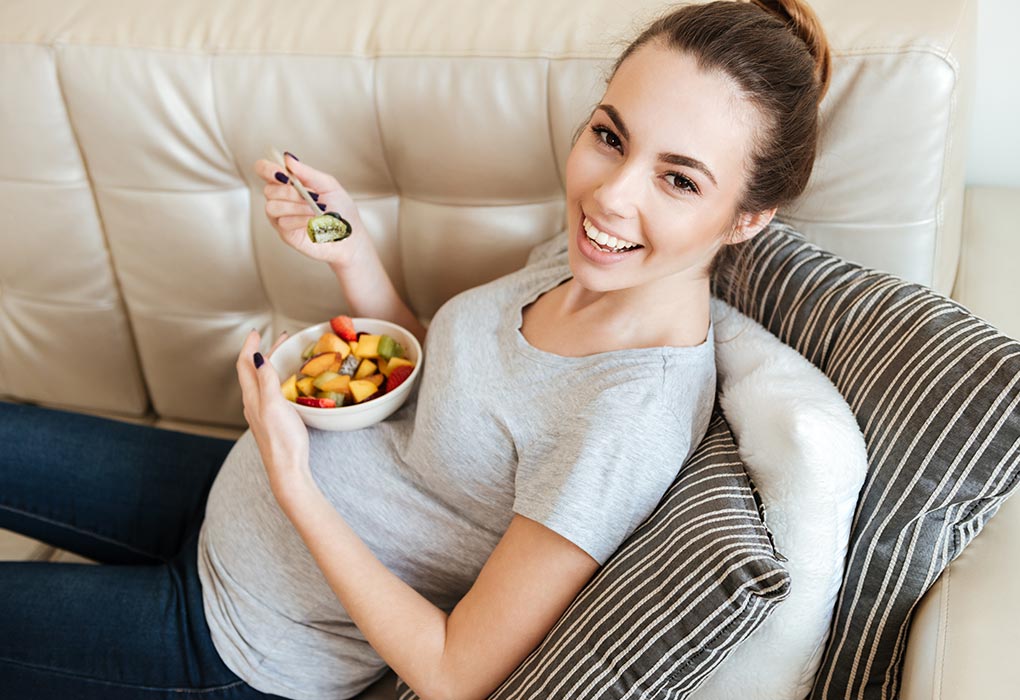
576, 214, 642, 264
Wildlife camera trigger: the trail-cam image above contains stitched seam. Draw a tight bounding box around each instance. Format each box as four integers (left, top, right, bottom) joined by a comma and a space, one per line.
0, 503, 165, 563
544, 58, 565, 194
50, 43, 153, 410
0, 657, 246, 694
0, 288, 120, 310
8, 40, 960, 61
204, 52, 277, 334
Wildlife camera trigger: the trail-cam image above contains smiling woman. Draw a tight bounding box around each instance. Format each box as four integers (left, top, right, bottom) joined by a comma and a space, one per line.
526, 0, 830, 359
0, 2, 834, 700
592, 0, 832, 308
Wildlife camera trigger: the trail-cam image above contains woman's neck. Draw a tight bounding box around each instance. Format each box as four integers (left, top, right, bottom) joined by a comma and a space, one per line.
551, 273, 713, 350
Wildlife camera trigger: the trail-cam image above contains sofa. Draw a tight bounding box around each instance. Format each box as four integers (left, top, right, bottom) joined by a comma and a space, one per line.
1, 0, 1017, 698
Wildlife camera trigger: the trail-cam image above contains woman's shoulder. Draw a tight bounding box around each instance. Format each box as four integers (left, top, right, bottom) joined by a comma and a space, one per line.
524, 230, 569, 268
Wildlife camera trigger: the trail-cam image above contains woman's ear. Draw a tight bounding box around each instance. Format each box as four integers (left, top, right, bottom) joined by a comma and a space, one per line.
731, 207, 777, 244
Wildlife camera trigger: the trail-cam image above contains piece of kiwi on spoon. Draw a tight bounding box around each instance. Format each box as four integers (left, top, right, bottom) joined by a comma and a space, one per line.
264, 146, 352, 243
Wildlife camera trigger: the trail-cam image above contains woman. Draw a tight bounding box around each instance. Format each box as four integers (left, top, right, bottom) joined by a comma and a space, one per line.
0, 1, 831, 698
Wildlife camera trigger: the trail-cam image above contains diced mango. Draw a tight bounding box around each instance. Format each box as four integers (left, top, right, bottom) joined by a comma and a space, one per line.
319, 373, 351, 395
327, 358, 342, 373
354, 359, 377, 380
348, 340, 358, 355
381, 356, 414, 377
349, 379, 379, 403
366, 373, 384, 388
296, 376, 317, 397
300, 352, 337, 377
353, 334, 381, 359
280, 374, 299, 402
313, 332, 350, 359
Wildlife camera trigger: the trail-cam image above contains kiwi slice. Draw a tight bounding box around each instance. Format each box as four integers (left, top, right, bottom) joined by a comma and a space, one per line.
307, 211, 352, 243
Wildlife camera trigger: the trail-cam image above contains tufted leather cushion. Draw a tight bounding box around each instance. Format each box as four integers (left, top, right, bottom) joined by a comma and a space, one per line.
0, 0, 974, 427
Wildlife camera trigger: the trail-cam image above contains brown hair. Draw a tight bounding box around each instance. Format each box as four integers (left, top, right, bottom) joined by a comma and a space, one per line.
574, 0, 832, 306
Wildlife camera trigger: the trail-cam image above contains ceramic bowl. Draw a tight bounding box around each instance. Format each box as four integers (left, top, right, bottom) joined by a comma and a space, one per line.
270, 318, 422, 431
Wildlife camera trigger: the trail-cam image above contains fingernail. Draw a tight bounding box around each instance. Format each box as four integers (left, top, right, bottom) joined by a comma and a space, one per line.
284, 151, 299, 162
253, 352, 264, 369
274, 172, 290, 184
318, 202, 327, 211
309, 191, 319, 201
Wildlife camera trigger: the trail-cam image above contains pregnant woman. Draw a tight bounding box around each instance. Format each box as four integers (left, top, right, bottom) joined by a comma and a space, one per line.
0, 2, 831, 698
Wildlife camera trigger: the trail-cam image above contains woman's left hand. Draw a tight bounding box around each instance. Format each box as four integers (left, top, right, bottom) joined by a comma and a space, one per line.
236, 329, 315, 508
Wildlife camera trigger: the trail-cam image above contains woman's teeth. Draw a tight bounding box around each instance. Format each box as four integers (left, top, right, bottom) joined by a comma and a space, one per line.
582, 217, 641, 253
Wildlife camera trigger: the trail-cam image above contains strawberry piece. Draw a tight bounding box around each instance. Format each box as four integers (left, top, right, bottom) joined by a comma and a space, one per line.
296, 396, 336, 408
384, 365, 413, 393
329, 315, 357, 342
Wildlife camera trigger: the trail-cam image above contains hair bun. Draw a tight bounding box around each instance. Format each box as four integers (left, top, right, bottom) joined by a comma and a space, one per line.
750, 0, 832, 104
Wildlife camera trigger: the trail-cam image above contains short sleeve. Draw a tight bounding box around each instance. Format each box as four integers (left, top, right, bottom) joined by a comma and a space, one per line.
512, 379, 693, 566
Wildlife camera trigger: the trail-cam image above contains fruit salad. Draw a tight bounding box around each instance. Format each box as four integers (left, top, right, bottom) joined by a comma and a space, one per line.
280, 315, 415, 408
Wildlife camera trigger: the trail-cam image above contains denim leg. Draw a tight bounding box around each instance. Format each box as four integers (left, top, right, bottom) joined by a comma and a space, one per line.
0, 525, 288, 699
0, 400, 237, 564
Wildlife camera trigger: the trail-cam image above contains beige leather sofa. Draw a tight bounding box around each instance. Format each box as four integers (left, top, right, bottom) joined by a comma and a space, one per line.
1, 0, 1017, 698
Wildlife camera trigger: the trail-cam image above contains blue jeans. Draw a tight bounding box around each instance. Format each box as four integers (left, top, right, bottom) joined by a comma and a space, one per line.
0, 400, 288, 699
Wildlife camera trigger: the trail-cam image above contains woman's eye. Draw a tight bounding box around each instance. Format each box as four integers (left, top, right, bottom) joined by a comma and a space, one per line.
666, 172, 699, 195
589, 124, 699, 195
590, 125, 621, 151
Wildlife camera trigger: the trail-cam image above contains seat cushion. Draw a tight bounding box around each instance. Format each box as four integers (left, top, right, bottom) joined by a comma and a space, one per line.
710, 221, 1020, 700
396, 408, 791, 699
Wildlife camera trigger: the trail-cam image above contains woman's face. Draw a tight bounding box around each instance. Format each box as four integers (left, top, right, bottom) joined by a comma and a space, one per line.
564, 41, 770, 294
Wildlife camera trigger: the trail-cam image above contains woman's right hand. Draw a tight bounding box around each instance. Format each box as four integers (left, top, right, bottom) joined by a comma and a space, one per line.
254, 154, 371, 270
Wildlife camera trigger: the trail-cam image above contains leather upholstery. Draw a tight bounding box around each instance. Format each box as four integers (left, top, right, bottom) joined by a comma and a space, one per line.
4, 2, 1015, 699
0, 0, 975, 427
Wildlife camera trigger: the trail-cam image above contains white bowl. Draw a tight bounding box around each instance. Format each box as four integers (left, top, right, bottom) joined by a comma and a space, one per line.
271, 318, 422, 431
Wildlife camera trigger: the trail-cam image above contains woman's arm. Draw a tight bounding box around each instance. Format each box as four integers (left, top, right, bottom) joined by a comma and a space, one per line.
328, 247, 427, 349
254, 155, 427, 347
238, 331, 598, 700
281, 480, 600, 700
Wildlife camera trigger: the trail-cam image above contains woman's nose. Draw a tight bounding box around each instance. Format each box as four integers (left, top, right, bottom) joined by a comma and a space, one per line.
592, 162, 641, 221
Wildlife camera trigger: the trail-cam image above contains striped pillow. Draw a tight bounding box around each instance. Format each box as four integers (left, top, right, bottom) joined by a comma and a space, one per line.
395, 409, 790, 699
710, 221, 1020, 700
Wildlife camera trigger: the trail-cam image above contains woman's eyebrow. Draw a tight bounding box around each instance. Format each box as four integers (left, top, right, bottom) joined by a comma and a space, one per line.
595, 104, 718, 188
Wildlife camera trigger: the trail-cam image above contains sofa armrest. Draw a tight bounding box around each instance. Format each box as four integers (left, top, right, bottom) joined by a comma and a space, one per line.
951, 186, 1020, 340
899, 490, 1020, 700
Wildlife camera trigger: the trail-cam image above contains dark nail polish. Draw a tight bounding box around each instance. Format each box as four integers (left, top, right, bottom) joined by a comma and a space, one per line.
274, 172, 289, 184
284, 151, 299, 162
318, 202, 327, 211
253, 352, 264, 369
309, 191, 319, 201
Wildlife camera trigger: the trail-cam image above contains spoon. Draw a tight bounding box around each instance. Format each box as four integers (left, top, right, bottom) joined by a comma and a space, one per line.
264, 145, 321, 216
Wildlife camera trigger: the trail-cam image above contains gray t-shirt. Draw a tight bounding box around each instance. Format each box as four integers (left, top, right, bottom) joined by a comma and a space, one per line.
197, 231, 717, 699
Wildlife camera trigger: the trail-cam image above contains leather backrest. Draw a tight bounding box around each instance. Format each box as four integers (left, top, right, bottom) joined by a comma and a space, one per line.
0, 0, 976, 425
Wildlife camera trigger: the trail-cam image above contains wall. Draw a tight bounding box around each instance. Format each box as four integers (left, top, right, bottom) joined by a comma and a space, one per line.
965, 0, 1020, 187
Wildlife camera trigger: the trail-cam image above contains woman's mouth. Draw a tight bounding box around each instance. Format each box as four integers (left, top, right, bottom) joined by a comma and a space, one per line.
576, 214, 643, 263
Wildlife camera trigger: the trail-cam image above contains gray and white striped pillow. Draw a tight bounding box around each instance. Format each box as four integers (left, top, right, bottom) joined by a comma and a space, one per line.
395, 408, 790, 699
711, 221, 1020, 700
